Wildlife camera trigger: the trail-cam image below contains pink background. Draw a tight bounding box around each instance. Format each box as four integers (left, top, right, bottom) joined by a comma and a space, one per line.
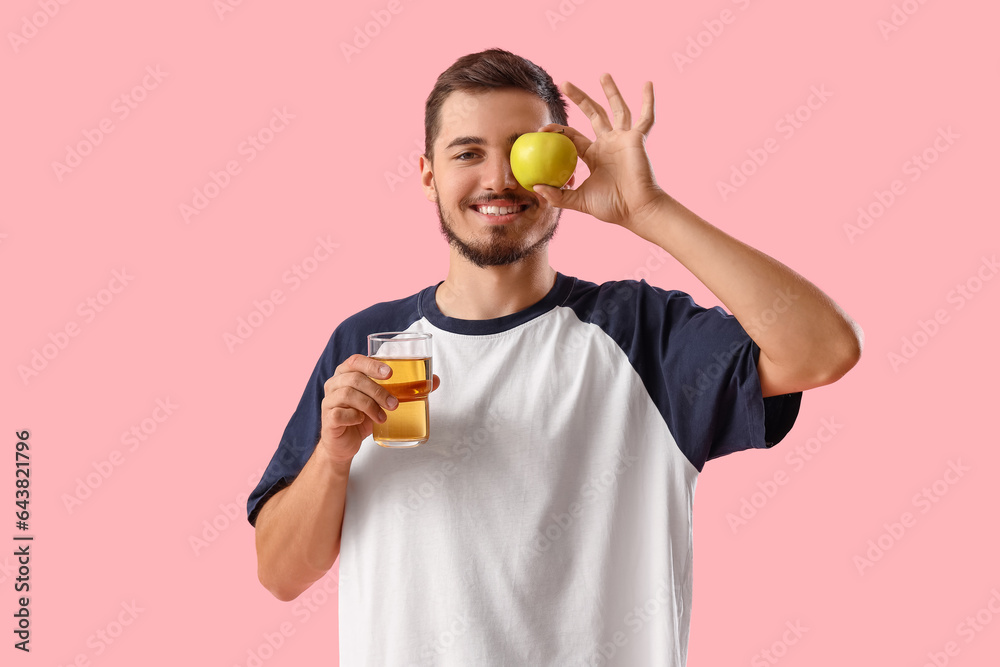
3, 0, 999, 665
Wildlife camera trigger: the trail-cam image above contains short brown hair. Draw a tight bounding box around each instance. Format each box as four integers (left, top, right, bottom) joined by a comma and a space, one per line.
424, 48, 568, 164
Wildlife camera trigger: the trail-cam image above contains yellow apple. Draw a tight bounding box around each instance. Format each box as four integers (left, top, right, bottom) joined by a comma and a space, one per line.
510, 132, 578, 192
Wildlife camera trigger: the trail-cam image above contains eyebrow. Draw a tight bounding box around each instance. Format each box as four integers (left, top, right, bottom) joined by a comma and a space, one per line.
444, 132, 522, 151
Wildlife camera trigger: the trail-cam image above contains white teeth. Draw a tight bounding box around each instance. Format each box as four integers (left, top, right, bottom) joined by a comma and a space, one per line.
478, 205, 520, 216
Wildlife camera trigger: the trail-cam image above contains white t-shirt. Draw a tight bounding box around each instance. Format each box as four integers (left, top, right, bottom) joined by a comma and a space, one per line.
248, 273, 802, 666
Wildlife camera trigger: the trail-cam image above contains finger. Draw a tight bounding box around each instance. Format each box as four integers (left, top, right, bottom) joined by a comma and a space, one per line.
561, 80, 613, 136
328, 406, 368, 427
334, 353, 392, 381
634, 80, 655, 137
532, 182, 579, 212
326, 386, 389, 425
536, 124, 593, 163
599, 73, 631, 130
431, 374, 441, 392
328, 407, 377, 441
326, 370, 399, 413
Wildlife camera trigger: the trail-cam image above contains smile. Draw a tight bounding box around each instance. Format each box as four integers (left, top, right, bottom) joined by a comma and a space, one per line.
470, 204, 530, 223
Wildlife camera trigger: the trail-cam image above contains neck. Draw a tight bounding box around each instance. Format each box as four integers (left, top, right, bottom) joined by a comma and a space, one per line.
436, 251, 557, 320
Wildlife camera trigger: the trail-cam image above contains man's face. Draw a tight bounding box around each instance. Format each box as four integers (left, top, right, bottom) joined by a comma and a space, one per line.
420, 88, 574, 268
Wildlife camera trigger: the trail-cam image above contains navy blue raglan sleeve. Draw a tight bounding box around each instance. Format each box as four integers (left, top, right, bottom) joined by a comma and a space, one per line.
589, 279, 802, 472
245, 289, 424, 525
648, 282, 802, 471
246, 332, 340, 527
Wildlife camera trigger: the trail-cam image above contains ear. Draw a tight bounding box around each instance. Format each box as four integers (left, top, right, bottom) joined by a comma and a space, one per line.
420, 154, 437, 202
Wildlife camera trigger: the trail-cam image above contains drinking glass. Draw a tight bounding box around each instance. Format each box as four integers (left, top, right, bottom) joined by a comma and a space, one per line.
367, 332, 433, 448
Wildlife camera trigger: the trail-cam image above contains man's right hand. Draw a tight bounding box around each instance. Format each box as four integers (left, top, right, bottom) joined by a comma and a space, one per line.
317, 353, 440, 464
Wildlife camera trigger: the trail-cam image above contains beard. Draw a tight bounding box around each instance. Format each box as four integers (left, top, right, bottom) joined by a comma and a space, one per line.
436, 198, 560, 268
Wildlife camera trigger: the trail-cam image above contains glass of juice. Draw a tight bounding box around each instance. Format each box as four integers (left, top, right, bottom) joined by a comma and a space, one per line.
367, 332, 433, 448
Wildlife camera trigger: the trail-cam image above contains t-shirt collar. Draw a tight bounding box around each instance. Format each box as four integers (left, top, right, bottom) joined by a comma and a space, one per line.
418, 272, 575, 335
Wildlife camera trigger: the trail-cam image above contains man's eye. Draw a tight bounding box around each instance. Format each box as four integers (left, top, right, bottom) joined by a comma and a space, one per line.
456, 152, 477, 160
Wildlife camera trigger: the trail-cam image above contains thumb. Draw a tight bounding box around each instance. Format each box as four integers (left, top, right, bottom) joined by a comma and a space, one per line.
533, 184, 577, 210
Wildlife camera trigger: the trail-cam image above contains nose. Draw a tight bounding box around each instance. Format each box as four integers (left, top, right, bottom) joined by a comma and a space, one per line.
480, 152, 521, 193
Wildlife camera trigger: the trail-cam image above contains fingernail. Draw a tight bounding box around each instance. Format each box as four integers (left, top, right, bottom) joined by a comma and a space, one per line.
381, 365, 391, 376
388, 396, 398, 409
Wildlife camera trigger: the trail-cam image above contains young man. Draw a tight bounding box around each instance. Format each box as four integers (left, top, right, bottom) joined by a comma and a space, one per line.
248, 48, 862, 666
